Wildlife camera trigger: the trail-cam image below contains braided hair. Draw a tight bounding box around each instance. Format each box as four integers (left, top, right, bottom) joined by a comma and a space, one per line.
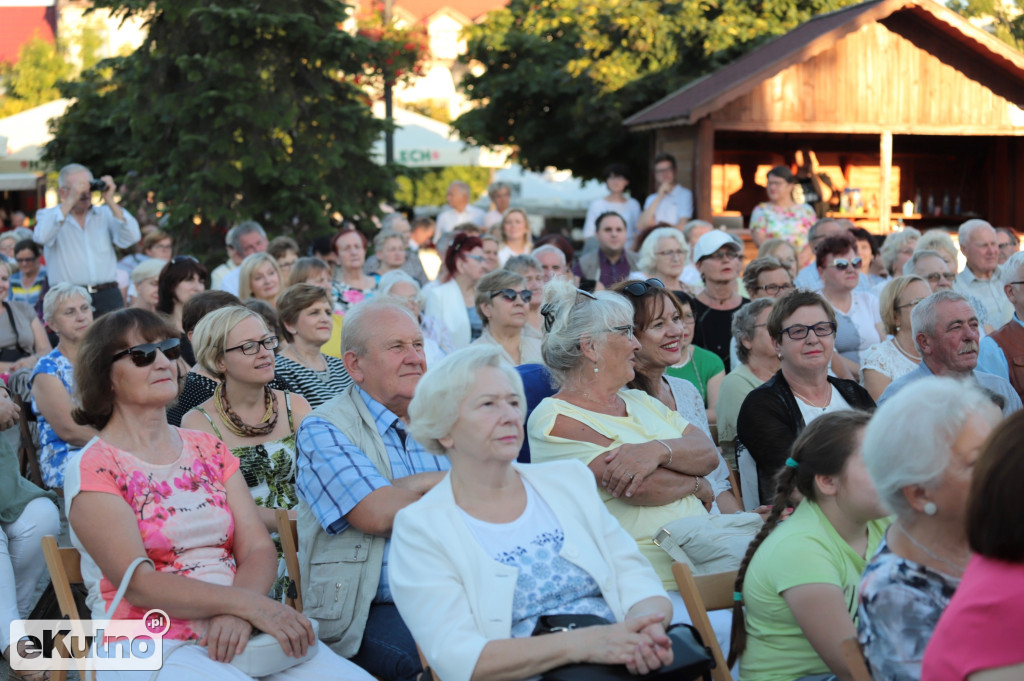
727, 409, 872, 667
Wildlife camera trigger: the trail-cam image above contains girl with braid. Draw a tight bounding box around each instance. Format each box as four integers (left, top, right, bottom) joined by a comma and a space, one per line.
729, 410, 889, 681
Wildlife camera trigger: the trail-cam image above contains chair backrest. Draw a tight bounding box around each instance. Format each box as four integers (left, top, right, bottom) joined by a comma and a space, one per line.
726, 467, 742, 508
276, 508, 303, 613
840, 636, 873, 681
736, 445, 760, 512
41, 535, 93, 681
672, 561, 736, 681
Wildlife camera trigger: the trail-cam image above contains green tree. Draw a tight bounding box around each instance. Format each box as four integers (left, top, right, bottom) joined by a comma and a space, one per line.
44, 0, 402, 258
948, 0, 1024, 51
395, 167, 490, 208
0, 36, 73, 116
454, 0, 861, 181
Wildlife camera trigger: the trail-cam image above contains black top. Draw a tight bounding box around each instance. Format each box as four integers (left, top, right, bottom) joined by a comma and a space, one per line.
736, 370, 875, 505
689, 296, 749, 373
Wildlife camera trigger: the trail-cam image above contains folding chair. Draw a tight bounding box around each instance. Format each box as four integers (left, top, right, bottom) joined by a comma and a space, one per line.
672, 561, 736, 681
40, 535, 93, 681
840, 636, 873, 681
275, 508, 303, 612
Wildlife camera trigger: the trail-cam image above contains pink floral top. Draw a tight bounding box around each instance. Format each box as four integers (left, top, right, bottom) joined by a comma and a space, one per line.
749, 201, 817, 250
76, 429, 241, 640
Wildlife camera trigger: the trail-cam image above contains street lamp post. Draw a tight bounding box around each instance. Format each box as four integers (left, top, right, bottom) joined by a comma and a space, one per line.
384, 0, 394, 166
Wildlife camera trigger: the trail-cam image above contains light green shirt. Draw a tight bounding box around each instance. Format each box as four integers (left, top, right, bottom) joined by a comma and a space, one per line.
739, 500, 889, 681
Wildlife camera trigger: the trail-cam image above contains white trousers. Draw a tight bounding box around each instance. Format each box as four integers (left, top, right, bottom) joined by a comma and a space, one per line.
0, 496, 61, 651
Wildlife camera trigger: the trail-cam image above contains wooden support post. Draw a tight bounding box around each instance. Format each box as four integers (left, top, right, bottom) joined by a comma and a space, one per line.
879, 131, 892, 233
694, 117, 714, 221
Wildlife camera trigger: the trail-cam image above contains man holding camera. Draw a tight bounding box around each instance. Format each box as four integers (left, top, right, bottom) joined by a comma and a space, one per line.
34, 163, 141, 316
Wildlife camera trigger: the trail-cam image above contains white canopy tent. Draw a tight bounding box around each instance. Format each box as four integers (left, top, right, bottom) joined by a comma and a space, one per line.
0, 99, 70, 190
371, 102, 509, 168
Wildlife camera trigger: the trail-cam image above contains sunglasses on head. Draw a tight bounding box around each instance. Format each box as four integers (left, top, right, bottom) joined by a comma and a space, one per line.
621, 278, 665, 297
830, 257, 863, 271
111, 337, 182, 366
491, 288, 533, 303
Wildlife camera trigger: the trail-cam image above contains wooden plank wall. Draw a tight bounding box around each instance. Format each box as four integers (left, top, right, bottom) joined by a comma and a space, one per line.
710, 22, 1024, 133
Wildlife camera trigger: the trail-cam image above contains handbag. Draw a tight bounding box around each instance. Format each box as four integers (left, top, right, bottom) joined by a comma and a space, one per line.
532, 614, 714, 681
653, 512, 763, 576
0, 303, 29, 363
106, 555, 319, 677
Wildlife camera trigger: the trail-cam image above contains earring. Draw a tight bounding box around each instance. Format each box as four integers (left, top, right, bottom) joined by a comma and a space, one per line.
593, 363, 599, 374
923, 501, 938, 516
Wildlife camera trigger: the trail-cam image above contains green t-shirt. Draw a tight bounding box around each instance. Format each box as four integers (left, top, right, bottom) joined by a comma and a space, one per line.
665, 345, 724, 406
739, 500, 889, 681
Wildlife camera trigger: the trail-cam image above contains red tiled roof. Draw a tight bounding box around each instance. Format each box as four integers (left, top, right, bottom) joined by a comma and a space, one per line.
0, 6, 57, 65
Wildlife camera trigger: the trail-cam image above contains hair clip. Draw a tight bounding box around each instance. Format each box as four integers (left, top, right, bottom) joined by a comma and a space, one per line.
540, 303, 558, 332
785, 457, 799, 469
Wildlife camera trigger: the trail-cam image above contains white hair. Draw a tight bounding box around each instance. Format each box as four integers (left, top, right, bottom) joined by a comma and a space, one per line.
531, 245, 565, 264
958, 219, 994, 251
57, 163, 91, 189
340, 299, 418, 358
42, 282, 92, 324
408, 344, 526, 456
911, 289, 971, 348
130, 258, 168, 286
378, 270, 422, 300
1002, 251, 1024, 281
863, 376, 998, 517
638, 227, 688, 273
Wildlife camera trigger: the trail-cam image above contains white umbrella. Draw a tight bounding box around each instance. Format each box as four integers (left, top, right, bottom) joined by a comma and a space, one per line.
0, 99, 70, 175
371, 102, 509, 168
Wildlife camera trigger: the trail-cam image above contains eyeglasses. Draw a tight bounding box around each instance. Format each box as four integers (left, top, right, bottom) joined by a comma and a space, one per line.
15, 257, 37, 264
225, 336, 279, 355
607, 325, 635, 340
702, 250, 741, 262
754, 283, 795, 295
829, 258, 862, 271
655, 249, 686, 259
464, 255, 487, 263
680, 313, 696, 325
896, 297, 926, 311
999, 242, 1019, 251
621, 278, 665, 297
111, 337, 182, 366
923, 272, 956, 283
490, 288, 533, 303
1008, 281, 1024, 287
780, 322, 837, 340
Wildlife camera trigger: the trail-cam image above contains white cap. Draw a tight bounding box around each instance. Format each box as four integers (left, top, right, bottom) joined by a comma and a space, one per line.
693, 230, 742, 262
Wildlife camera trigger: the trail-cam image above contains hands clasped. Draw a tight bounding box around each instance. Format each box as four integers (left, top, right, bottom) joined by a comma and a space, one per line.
573, 613, 674, 675
200, 598, 315, 663
602, 442, 663, 498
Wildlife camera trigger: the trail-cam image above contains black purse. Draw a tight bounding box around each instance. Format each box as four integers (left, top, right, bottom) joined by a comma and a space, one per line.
532, 614, 715, 681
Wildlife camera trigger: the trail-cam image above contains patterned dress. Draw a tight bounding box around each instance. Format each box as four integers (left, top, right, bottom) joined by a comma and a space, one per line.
31, 348, 78, 488
749, 201, 817, 250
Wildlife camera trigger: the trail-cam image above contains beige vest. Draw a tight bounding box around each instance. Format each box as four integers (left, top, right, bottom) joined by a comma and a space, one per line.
297, 385, 393, 657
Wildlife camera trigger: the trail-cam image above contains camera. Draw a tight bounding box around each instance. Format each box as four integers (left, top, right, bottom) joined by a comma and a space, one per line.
89, 179, 108, 192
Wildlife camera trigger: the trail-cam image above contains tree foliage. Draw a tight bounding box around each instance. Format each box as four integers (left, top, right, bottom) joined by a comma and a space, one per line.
0, 37, 73, 116
44, 0, 402, 256
454, 0, 861, 181
948, 0, 1024, 51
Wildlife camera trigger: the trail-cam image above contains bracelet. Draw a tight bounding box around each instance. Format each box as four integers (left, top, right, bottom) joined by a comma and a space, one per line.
655, 439, 672, 467
693, 476, 701, 496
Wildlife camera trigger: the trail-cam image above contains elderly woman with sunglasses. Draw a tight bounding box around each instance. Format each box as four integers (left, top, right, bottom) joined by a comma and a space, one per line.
471, 269, 543, 366
737, 290, 875, 505
817, 232, 884, 369
64, 309, 373, 681
860, 275, 930, 401
528, 278, 736, 654
183, 307, 311, 541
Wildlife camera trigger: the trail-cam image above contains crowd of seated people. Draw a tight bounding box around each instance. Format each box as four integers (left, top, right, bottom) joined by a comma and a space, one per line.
6, 163, 1024, 681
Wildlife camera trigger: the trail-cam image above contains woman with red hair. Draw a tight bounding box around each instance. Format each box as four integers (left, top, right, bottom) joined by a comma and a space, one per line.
424, 232, 487, 349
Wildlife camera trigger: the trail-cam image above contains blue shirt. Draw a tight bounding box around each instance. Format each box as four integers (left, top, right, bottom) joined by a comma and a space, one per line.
878, 360, 1022, 416
977, 314, 1024, 382
295, 385, 450, 601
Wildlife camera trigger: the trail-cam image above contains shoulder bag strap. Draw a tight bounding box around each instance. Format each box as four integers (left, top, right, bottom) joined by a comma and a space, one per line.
103, 555, 155, 620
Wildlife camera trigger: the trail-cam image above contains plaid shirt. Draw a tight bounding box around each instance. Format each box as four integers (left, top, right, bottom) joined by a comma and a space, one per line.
296, 385, 449, 601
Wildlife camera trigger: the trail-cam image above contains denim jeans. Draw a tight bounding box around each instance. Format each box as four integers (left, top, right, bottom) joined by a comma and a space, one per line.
350, 603, 422, 681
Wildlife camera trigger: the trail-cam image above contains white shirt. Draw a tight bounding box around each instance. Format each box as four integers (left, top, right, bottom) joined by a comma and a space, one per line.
210, 260, 238, 290
955, 265, 1014, 328
34, 204, 141, 286
582, 197, 642, 241
642, 184, 693, 226
435, 205, 485, 237
219, 267, 241, 296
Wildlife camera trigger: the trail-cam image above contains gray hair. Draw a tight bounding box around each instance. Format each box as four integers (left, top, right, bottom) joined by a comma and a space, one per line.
373, 228, 407, 253
1003, 251, 1024, 282
863, 376, 999, 517
911, 289, 971, 349
488, 182, 511, 199
904, 249, 948, 276
540, 278, 634, 386
408, 344, 526, 456
475, 269, 525, 327
532, 244, 565, 265
57, 163, 92, 189
732, 298, 774, 365
42, 282, 92, 324
682, 220, 713, 245
638, 227, 687, 273
377, 270, 423, 306
340, 300, 418, 358
958, 219, 994, 251
504, 253, 542, 275
879, 227, 922, 274
381, 212, 411, 233
130, 258, 168, 286
227, 220, 267, 252
808, 218, 842, 242
10, 227, 33, 242
915, 230, 958, 265
448, 180, 470, 198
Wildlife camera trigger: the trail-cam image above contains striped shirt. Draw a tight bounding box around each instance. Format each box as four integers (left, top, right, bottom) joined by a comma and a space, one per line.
274, 353, 353, 408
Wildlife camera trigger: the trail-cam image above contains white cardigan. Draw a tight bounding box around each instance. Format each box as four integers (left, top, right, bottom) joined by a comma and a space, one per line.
423, 279, 471, 350
389, 460, 668, 681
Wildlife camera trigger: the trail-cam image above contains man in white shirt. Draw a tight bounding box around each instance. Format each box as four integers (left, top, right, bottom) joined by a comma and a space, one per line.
482, 182, 511, 230
218, 221, 269, 296
955, 219, 1013, 328
210, 227, 244, 290
434, 181, 484, 237
34, 163, 141, 316
638, 153, 693, 232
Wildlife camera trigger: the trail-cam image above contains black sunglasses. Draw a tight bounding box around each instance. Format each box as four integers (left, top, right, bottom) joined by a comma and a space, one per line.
621, 278, 665, 297
111, 337, 182, 366
490, 289, 533, 303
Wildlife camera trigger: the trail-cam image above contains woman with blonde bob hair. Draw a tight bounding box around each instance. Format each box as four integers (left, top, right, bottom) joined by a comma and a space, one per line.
859, 275, 930, 400
858, 377, 1002, 681
496, 207, 533, 265
390, 345, 676, 681
239, 252, 284, 309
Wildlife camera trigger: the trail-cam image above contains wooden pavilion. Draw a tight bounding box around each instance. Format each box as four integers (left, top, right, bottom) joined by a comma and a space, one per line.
623, 0, 1024, 233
